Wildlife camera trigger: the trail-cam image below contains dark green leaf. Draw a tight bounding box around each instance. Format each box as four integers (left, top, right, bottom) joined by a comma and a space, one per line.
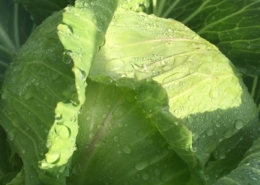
152, 0, 260, 76
67, 80, 190, 185
0, 0, 118, 184
13, 0, 74, 24
0, 0, 34, 85
213, 136, 260, 185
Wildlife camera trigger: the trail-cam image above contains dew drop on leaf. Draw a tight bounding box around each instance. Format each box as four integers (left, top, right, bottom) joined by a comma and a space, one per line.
234, 119, 244, 130
209, 89, 219, 99
23, 89, 33, 100
224, 130, 233, 139
7, 129, 16, 141
142, 173, 149, 180
135, 161, 147, 170
123, 146, 131, 154
72, 164, 82, 175
55, 125, 71, 139
113, 135, 119, 142
63, 50, 72, 64
125, 91, 135, 102
206, 128, 214, 136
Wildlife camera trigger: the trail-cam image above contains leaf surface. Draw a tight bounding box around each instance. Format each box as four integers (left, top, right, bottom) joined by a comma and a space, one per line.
90, 9, 260, 184
151, 0, 260, 76
0, 0, 118, 184
67, 80, 190, 185
213, 137, 260, 185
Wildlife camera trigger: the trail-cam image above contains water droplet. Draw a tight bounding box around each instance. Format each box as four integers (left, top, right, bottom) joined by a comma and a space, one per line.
45, 151, 60, 163
224, 130, 233, 139
117, 122, 124, 127
142, 173, 149, 180
206, 128, 214, 136
63, 50, 72, 64
190, 145, 197, 152
188, 95, 194, 100
23, 89, 33, 100
55, 113, 62, 120
125, 91, 136, 102
123, 146, 131, 154
187, 116, 194, 123
72, 164, 82, 175
192, 132, 199, 141
209, 89, 219, 99
113, 135, 119, 142
234, 119, 244, 130
105, 59, 125, 72
7, 129, 16, 141
55, 125, 71, 139
219, 150, 226, 159
135, 161, 147, 170
77, 68, 86, 80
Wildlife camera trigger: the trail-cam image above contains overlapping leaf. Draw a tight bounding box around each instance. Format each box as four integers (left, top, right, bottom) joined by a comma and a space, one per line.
90, 9, 260, 184
67, 80, 190, 185
213, 137, 260, 185
0, 0, 118, 184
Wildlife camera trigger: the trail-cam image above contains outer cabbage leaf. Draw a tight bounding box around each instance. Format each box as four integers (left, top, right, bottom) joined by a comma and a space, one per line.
90, 9, 260, 184
151, 0, 260, 76
213, 137, 260, 185
0, 0, 118, 184
67, 80, 190, 185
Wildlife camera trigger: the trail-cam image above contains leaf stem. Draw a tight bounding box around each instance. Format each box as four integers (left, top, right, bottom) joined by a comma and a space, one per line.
182, 0, 210, 24
251, 76, 258, 98
14, 3, 20, 49
161, 0, 180, 18
0, 25, 17, 54
155, 0, 166, 17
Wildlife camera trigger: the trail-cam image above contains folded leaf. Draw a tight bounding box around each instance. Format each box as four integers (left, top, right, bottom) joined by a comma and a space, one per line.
0, 0, 118, 184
